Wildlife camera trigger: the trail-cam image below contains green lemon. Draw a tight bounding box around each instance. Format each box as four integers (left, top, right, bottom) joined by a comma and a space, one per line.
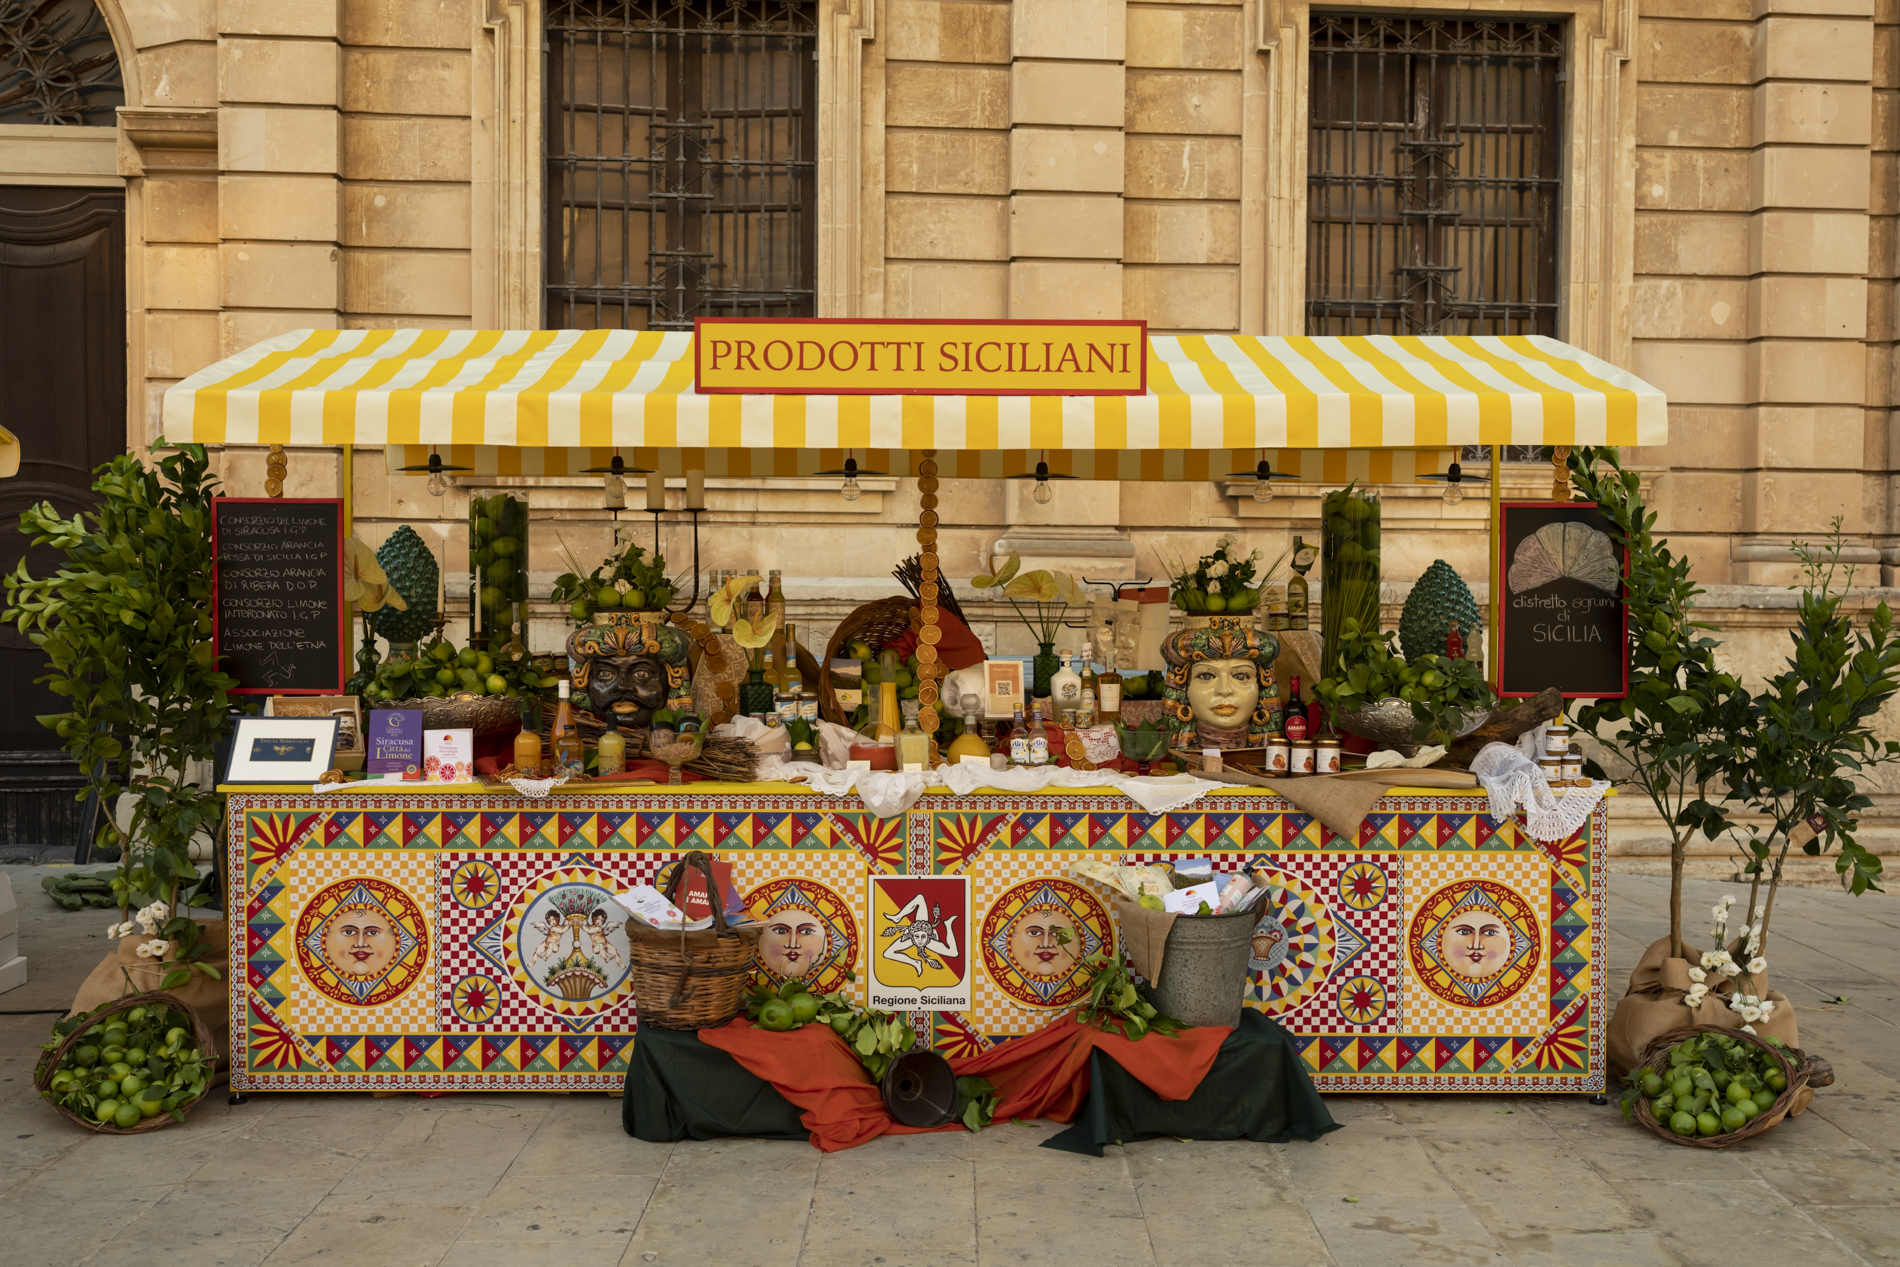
621, 587, 646, 609
1640, 1071, 1664, 1097
118, 1074, 145, 1097
1652, 1094, 1674, 1117
779, 979, 809, 1000
1721, 1105, 1747, 1131
113, 1103, 142, 1129
96, 1078, 119, 1100
1670, 1076, 1693, 1100
829, 1012, 854, 1036
435, 667, 457, 686
485, 674, 508, 695
758, 998, 795, 1031
594, 587, 622, 608
94, 1099, 122, 1125
1669, 1110, 1698, 1136
1726, 1080, 1749, 1105
488, 558, 517, 586
1138, 895, 1165, 911
1737, 1097, 1762, 1120
1766, 1070, 1787, 1092
73, 1045, 98, 1066
458, 648, 479, 668
1696, 1112, 1722, 1137
483, 494, 509, 521
491, 535, 519, 559
103, 1025, 128, 1044
474, 516, 497, 543
569, 600, 592, 622
790, 993, 820, 1025
138, 1089, 165, 1118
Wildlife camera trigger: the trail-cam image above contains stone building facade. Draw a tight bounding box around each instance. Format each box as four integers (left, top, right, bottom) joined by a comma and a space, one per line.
2, 0, 1897, 863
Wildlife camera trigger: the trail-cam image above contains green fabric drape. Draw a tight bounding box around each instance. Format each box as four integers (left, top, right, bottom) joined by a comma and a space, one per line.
1042, 1011, 1341, 1156
621, 1026, 808, 1143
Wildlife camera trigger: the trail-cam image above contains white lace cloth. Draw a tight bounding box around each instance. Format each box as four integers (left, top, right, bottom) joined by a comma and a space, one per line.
1468, 740, 1610, 841
764, 758, 1222, 819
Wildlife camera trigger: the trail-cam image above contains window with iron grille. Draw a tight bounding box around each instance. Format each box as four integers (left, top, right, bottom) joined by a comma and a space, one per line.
1306, 14, 1563, 338
546, 1, 817, 331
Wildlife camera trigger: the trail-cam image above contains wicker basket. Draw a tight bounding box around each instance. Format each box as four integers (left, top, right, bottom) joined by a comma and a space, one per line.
388, 692, 525, 737
626, 851, 760, 1029
32, 991, 218, 1134
819, 596, 917, 724
1629, 1024, 1813, 1148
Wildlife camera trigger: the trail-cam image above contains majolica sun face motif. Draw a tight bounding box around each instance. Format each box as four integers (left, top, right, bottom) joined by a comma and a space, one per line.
1408, 880, 1540, 1008
745, 878, 858, 995
295, 877, 428, 1007
980, 878, 1113, 1009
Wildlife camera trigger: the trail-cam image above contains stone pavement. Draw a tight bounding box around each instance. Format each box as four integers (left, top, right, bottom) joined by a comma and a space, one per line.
3, 865, 1898, 1267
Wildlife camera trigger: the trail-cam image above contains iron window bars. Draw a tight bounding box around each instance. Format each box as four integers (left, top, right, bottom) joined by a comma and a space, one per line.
0, 0, 123, 126
546, 0, 817, 331
1306, 14, 1563, 338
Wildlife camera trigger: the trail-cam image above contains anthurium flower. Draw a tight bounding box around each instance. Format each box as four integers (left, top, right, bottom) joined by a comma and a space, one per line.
708, 574, 760, 628
344, 539, 408, 612
971, 552, 1022, 589
733, 612, 780, 649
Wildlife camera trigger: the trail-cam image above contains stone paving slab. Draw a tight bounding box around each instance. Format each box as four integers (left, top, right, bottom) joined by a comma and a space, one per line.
3, 868, 1898, 1265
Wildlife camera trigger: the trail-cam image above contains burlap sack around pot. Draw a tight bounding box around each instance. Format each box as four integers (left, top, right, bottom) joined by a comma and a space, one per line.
68, 920, 231, 1064
1608, 935, 1744, 1077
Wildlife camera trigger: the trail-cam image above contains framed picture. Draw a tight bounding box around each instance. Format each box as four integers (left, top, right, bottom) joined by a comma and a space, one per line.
224, 716, 341, 785
983, 660, 1025, 719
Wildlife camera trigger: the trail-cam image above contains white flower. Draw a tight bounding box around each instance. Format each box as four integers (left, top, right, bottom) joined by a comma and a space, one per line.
1720, 895, 1736, 909
1700, 951, 1723, 970
614, 578, 631, 594
1216, 535, 1237, 551
134, 940, 158, 959
1747, 930, 1762, 954
106, 920, 133, 939
1685, 984, 1709, 1006
1206, 560, 1229, 578
1747, 957, 1767, 975
142, 938, 171, 960
1206, 581, 1220, 595
1740, 1005, 1763, 1022
1759, 1000, 1776, 1019
1741, 1024, 1757, 1035
1687, 966, 1707, 984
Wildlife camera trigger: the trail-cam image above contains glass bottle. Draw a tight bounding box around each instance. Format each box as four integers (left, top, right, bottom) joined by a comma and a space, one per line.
513, 699, 544, 776
470, 489, 529, 643
1050, 654, 1082, 725
896, 700, 932, 770
876, 649, 901, 743
766, 570, 787, 685
781, 619, 801, 693
595, 714, 626, 776
551, 680, 585, 777
746, 575, 766, 626
1008, 706, 1028, 766
1288, 534, 1316, 631
1028, 705, 1051, 766
946, 693, 991, 763
741, 648, 775, 718
1097, 640, 1123, 723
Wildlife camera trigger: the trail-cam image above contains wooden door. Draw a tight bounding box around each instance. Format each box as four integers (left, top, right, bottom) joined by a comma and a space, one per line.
0, 186, 125, 853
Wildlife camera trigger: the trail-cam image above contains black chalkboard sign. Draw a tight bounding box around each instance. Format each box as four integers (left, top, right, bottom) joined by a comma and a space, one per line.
1497, 501, 1628, 699
212, 498, 346, 694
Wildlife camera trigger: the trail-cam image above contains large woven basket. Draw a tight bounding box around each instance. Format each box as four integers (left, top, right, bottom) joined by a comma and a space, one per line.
32, 991, 218, 1134
626, 851, 761, 1029
819, 596, 916, 724
1629, 1024, 1813, 1148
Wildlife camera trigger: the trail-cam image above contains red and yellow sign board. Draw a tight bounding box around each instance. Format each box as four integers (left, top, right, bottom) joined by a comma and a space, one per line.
693, 318, 1147, 396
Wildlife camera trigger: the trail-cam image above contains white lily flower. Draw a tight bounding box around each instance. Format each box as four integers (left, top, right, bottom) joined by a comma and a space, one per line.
1720, 895, 1736, 909
1687, 966, 1707, 984
1759, 1000, 1775, 1019
1700, 951, 1723, 970
1747, 957, 1767, 975
1684, 984, 1709, 1006
1740, 1005, 1763, 1022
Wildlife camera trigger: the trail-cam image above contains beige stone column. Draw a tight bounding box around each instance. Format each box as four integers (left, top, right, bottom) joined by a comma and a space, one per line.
1731, 0, 1877, 582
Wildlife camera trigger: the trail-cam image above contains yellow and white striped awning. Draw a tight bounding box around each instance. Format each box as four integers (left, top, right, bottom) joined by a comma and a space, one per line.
161, 329, 1665, 473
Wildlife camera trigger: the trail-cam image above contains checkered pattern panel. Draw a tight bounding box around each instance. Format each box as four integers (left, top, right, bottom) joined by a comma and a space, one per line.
273, 850, 440, 1037
1401, 849, 1551, 1039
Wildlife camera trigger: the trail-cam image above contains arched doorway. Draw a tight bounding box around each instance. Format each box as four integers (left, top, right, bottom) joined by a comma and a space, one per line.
0, 0, 126, 860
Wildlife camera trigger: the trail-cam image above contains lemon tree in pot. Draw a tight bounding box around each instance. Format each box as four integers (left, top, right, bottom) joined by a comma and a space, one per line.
2, 441, 234, 1003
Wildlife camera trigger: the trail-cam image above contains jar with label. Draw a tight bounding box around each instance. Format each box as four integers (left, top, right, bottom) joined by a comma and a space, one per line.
1538, 754, 1564, 784
1560, 749, 1584, 781
1263, 734, 1289, 774
1316, 739, 1341, 774
1290, 742, 1316, 775
1543, 723, 1571, 758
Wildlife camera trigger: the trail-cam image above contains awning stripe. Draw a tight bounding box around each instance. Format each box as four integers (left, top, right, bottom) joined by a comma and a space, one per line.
162, 331, 1667, 450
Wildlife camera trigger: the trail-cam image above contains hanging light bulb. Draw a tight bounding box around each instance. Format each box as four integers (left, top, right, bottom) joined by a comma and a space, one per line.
1252, 459, 1275, 504
840, 456, 862, 502
603, 470, 626, 504
1031, 459, 1055, 505
426, 468, 448, 498
1442, 461, 1466, 507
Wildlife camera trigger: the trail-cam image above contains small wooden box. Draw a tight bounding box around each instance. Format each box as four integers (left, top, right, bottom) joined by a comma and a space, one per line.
266, 695, 364, 771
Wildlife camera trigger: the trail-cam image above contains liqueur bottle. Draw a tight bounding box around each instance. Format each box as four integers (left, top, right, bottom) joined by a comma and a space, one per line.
551, 681, 585, 777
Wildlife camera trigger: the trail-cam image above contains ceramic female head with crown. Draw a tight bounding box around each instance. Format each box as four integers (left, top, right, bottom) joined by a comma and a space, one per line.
1159, 618, 1283, 750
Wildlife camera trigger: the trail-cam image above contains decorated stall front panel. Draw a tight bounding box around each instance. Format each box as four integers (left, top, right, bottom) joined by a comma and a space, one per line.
227, 791, 1605, 1092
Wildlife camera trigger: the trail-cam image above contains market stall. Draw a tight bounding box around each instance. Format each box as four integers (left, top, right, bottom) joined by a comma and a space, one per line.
166, 324, 1662, 1101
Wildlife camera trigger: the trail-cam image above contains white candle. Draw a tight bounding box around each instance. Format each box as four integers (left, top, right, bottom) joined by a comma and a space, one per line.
686, 469, 705, 510
646, 471, 665, 512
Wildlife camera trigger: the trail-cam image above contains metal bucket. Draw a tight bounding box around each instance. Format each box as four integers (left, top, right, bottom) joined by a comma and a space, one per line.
1148, 908, 1259, 1028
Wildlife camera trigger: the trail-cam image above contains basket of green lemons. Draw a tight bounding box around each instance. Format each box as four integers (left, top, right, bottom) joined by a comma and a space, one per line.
1624, 1025, 1810, 1148
34, 992, 216, 1133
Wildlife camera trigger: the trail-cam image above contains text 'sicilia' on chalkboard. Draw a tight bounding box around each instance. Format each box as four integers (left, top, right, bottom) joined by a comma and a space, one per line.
212, 498, 346, 694
1497, 501, 1629, 700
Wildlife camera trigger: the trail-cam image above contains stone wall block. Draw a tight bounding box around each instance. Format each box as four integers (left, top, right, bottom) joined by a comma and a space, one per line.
1630, 276, 1747, 339
1747, 275, 1869, 337
1749, 0, 1874, 14
341, 183, 472, 250
1631, 339, 1750, 404
342, 248, 470, 315
1741, 470, 1866, 534
1636, 84, 1752, 148
1748, 338, 1868, 402
884, 0, 1011, 64
1646, 406, 1750, 468
222, 241, 339, 310
1124, 7, 1242, 70
885, 261, 1009, 317
886, 64, 1011, 129
1754, 16, 1875, 81
1125, 70, 1242, 135
340, 0, 472, 49
1011, 61, 1125, 128
1749, 209, 1872, 271
142, 311, 223, 379
125, 2, 216, 47
1010, 193, 1122, 259
135, 44, 219, 109
1010, 127, 1124, 193
221, 309, 340, 356
1635, 150, 1749, 211
221, 106, 342, 173
1742, 404, 1869, 467
1660, 471, 1745, 534
221, 173, 340, 242
1124, 135, 1240, 199
1633, 213, 1750, 275
143, 179, 219, 243
1009, 260, 1122, 319
1122, 200, 1240, 264
1637, 21, 1756, 85
219, 37, 339, 106
1122, 265, 1238, 330
886, 194, 1009, 259
341, 116, 469, 181
1751, 146, 1873, 209
219, 0, 339, 37
1012, 0, 1124, 60
1754, 81, 1873, 145
887, 131, 1010, 194
339, 48, 470, 115
145, 245, 222, 311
